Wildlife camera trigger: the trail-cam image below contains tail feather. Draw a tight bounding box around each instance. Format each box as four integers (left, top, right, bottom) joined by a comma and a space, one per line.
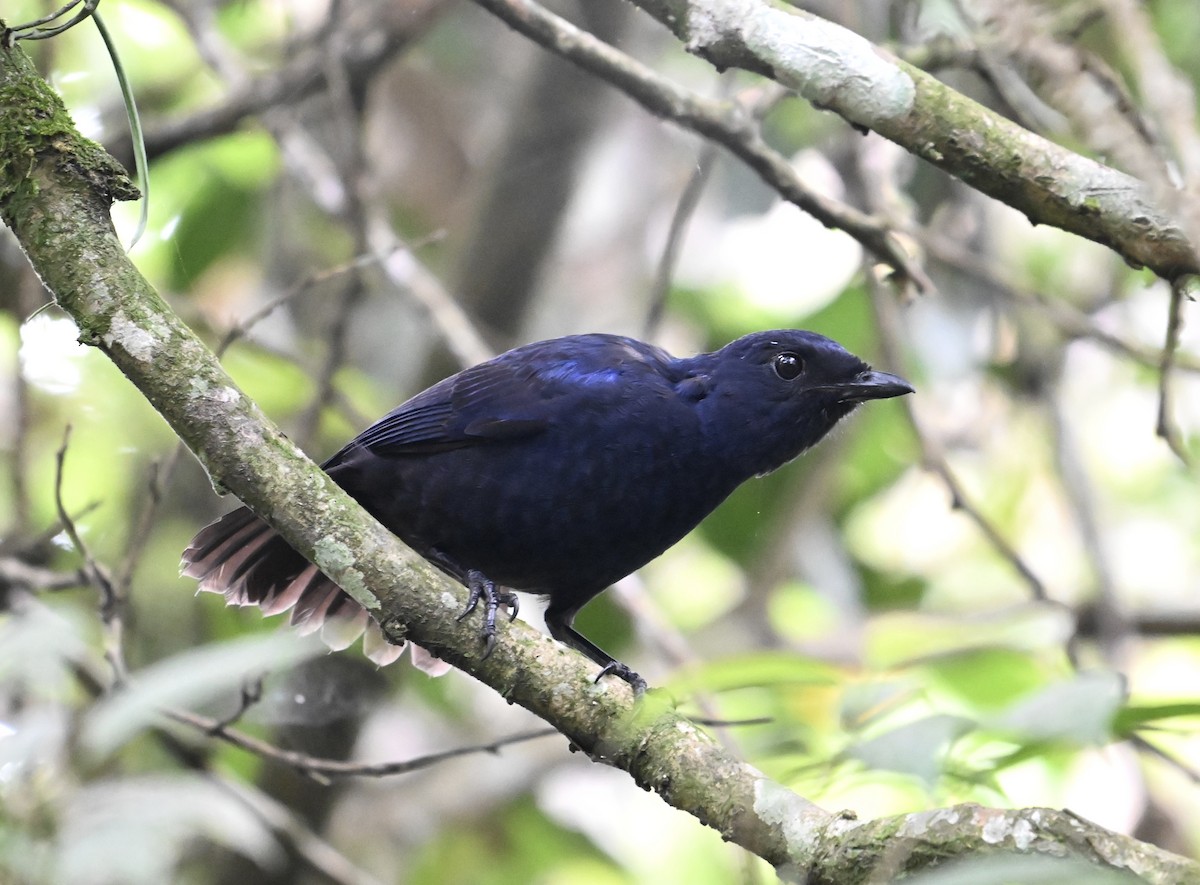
291, 581, 343, 635
182, 505, 450, 676
184, 511, 273, 600
322, 608, 369, 651
184, 506, 261, 564
227, 534, 297, 591
260, 563, 314, 616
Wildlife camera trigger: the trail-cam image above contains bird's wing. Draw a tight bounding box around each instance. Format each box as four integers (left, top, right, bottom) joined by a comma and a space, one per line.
327, 368, 518, 459
342, 375, 472, 455
330, 335, 675, 460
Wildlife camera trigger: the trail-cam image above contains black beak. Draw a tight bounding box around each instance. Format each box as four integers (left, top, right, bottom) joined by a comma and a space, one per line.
829, 369, 914, 403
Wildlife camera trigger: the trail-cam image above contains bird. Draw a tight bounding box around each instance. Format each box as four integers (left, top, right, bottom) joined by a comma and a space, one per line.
183, 330, 912, 693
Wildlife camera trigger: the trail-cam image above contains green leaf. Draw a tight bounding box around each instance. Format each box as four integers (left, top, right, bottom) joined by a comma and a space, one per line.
921, 648, 1057, 711
989, 670, 1125, 745
865, 607, 1074, 670
846, 714, 975, 783
839, 679, 919, 731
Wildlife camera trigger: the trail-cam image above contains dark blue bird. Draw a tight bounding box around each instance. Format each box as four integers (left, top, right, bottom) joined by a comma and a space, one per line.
183, 330, 912, 691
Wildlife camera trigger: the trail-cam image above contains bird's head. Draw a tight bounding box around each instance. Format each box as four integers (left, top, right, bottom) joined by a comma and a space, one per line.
690, 330, 913, 477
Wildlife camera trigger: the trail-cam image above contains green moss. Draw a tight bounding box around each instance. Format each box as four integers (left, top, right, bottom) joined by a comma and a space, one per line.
0, 38, 138, 217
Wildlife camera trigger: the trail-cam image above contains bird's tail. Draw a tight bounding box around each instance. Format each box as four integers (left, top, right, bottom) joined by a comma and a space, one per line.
182, 506, 449, 674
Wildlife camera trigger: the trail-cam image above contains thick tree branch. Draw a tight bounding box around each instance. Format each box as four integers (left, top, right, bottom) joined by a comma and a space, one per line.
620, 0, 1197, 281
1, 32, 1196, 884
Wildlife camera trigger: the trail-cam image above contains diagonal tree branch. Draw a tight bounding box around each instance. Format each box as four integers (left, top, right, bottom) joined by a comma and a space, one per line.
1, 29, 1196, 885
619, 0, 1198, 281
470, 0, 933, 294
106, 0, 450, 165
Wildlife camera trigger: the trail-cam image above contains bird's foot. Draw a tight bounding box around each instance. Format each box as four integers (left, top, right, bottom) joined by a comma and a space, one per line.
458, 569, 519, 658
594, 660, 648, 696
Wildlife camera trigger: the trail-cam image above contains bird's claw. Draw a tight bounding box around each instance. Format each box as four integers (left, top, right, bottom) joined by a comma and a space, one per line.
461, 569, 518, 658
594, 660, 648, 695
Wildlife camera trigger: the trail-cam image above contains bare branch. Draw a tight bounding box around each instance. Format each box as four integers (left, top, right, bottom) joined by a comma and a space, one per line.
110, 1, 450, 164
922, 233, 1200, 375
366, 218, 495, 368
169, 707, 558, 781
211, 774, 388, 885
0, 558, 87, 591
1156, 276, 1193, 464
644, 139, 719, 337
54, 425, 128, 683
470, 0, 933, 295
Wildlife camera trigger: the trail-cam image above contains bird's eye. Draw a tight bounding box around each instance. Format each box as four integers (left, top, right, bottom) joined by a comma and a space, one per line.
772, 352, 804, 380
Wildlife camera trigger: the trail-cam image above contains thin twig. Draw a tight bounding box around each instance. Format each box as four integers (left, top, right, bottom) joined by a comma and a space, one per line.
0, 501, 102, 559
123, 1, 449, 162
854, 139, 1047, 602
3, 0, 97, 43
866, 261, 1049, 603
923, 232, 1200, 375
1048, 397, 1125, 667
156, 0, 246, 82
366, 214, 495, 369
294, 272, 369, 446
54, 425, 128, 683
168, 707, 557, 781
292, 32, 374, 447
644, 82, 792, 337
210, 774, 387, 885
217, 255, 381, 354
923, 422, 1046, 598
611, 575, 749, 757
1156, 276, 1192, 465
0, 558, 88, 591
644, 141, 720, 338
64, 652, 373, 885
1131, 734, 1200, 785
116, 448, 184, 594
204, 677, 265, 734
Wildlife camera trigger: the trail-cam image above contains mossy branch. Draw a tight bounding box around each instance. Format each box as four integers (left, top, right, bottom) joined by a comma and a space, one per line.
538, 0, 1195, 280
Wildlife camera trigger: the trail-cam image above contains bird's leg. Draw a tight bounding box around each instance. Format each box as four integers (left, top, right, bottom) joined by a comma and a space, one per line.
544, 605, 648, 695
458, 569, 519, 658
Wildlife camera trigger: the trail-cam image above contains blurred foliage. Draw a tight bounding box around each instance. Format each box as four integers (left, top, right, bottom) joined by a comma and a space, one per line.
2, 0, 1200, 883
